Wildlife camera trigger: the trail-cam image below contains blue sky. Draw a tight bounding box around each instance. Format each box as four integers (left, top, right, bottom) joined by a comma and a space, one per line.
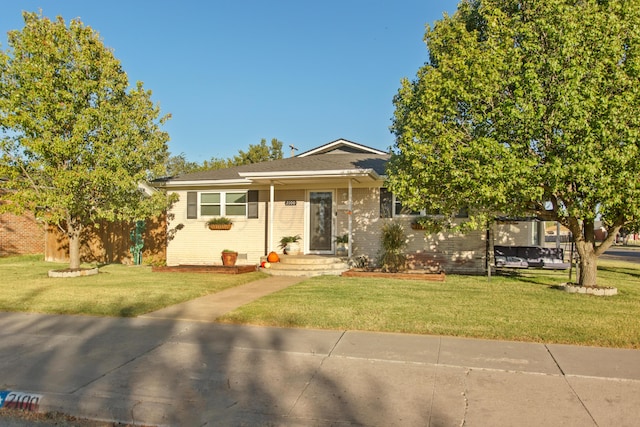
1, 1, 460, 162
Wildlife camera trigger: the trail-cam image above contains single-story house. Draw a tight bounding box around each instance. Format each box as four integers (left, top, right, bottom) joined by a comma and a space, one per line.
154, 139, 543, 274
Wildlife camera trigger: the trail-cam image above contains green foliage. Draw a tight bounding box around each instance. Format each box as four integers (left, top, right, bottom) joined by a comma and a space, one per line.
231, 138, 283, 166
166, 138, 284, 176
387, 0, 640, 286
0, 12, 175, 268
378, 222, 407, 272
165, 153, 202, 177
335, 234, 349, 244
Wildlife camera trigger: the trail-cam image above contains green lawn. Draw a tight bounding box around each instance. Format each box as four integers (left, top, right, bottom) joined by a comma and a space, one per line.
0, 255, 266, 317
218, 259, 640, 349
1, 254, 639, 348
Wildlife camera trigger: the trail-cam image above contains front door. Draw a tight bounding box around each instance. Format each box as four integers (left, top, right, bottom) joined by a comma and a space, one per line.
308, 191, 333, 253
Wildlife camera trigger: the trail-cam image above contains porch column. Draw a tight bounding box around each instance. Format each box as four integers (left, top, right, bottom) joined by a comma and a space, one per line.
348, 178, 353, 258
269, 182, 275, 253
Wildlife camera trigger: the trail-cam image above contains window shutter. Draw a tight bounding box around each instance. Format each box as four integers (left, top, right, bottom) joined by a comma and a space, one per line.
247, 190, 259, 218
186, 191, 197, 219
380, 188, 393, 218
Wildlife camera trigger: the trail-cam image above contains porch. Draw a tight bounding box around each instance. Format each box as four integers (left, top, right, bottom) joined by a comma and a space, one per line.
262, 254, 349, 277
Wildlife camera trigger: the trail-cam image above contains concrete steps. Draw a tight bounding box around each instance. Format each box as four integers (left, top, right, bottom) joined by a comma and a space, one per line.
263, 254, 349, 277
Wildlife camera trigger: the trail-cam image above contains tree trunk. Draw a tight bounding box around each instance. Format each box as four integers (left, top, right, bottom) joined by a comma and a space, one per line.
569, 218, 620, 288
577, 250, 598, 287
67, 219, 82, 270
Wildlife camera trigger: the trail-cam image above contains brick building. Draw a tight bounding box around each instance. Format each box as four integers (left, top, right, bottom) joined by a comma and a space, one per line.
0, 210, 45, 256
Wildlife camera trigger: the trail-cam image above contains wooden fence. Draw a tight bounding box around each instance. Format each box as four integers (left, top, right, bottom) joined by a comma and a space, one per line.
45, 215, 166, 265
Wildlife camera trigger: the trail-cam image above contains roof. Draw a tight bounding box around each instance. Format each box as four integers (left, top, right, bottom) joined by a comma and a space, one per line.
297, 138, 388, 157
157, 139, 389, 187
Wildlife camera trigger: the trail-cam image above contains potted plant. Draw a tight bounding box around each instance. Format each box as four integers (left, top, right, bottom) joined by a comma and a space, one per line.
206, 217, 233, 230
335, 234, 349, 256
221, 249, 238, 266
279, 235, 301, 255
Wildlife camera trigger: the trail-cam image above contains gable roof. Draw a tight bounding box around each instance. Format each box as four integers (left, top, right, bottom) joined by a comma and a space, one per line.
156, 139, 389, 187
297, 138, 388, 157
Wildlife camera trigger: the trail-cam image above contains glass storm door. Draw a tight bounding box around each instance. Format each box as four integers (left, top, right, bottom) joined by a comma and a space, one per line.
309, 191, 333, 253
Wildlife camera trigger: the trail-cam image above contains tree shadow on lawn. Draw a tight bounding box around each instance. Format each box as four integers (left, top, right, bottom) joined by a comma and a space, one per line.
494, 269, 569, 286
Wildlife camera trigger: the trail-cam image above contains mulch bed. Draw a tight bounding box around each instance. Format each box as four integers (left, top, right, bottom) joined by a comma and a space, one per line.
342, 269, 446, 281
152, 265, 257, 274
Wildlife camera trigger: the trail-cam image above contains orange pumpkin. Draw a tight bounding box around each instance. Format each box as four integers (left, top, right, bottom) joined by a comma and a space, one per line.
267, 251, 279, 263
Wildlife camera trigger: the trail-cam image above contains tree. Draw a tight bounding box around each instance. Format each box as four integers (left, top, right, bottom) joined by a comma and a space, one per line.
165, 153, 202, 177
164, 138, 284, 176
201, 156, 230, 171
387, 0, 640, 287
0, 12, 174, 269
230, 138, 283, 166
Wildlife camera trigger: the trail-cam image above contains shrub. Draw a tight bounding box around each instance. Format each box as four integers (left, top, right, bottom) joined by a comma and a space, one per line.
378, 222, 407, 272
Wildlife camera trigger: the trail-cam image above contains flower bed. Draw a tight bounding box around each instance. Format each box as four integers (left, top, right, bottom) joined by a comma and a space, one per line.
341, 269, 445, 281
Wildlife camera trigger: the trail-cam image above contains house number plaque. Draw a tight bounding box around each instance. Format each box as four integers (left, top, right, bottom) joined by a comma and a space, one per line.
285, 200, 297, 206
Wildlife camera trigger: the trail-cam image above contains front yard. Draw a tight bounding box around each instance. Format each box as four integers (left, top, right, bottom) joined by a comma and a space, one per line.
1, 255, 638, 348
219, 259, 640, 349
0, 255, 266, 317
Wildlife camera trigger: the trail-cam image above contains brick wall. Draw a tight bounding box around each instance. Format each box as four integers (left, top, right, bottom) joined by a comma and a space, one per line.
338, 186, 486, 274
0, 211, 45, 256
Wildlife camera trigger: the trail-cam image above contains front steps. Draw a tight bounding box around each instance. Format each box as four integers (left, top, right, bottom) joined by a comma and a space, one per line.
263, 254, 349, 277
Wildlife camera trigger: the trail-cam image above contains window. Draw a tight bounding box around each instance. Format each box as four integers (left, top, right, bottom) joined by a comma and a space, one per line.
380, 188, 393, 218
224, 192, 247, 215
381, 188, 421, 217
379, 188, 466, 218
394, 197, 422, 216
186, 191, 256, 219
201, 193, 221, 216
202, 191, 247, 216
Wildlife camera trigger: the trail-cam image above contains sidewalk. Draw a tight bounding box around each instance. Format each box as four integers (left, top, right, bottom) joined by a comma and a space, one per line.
0, 275, 639, 426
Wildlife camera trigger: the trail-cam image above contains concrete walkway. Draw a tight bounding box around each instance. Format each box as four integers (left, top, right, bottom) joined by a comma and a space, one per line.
1, 275, 639, 426
140, 275, 305, 322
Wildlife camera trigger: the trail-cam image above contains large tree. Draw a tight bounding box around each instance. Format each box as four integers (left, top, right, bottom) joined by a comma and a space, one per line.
230, 138, 283, 165
387, 0, 640, 287
166, 138, 285, 176
0, 12, 173, 269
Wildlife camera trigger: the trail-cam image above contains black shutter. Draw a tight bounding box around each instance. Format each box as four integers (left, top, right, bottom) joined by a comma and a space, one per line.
187, 191, 197, 219
247, 190, 259, 218
380, 188, 393, 218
